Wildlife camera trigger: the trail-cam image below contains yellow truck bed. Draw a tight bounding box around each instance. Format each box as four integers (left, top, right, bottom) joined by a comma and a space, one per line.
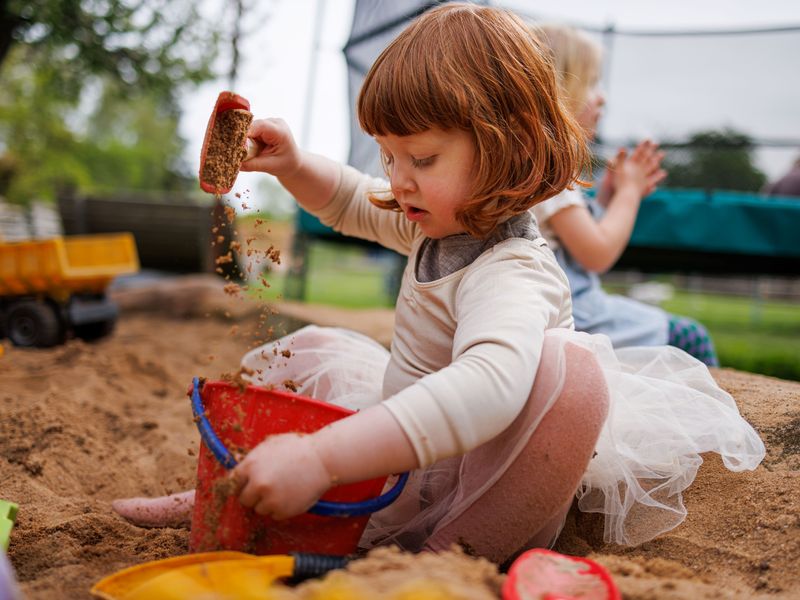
0, 233, 140, 299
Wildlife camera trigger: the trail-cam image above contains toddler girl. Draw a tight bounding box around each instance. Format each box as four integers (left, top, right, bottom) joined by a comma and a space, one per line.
115, 4, 763, 562
531, 23, 719, 366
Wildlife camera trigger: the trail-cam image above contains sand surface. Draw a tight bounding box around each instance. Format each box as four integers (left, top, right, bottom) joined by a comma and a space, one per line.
1, 275, 798, 599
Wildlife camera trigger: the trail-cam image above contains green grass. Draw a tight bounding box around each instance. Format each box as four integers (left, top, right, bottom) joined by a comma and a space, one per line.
250, 242, 800, 381
250, 241, 398, 308
660, 291, 800, 381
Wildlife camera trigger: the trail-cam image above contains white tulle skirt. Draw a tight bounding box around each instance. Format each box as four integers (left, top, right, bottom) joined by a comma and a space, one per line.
241, 325, 765, 548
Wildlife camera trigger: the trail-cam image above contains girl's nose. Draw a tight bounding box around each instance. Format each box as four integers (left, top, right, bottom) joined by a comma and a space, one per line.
390, 163, 416, 195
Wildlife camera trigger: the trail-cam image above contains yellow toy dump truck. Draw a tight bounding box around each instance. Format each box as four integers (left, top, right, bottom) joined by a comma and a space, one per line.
0, 233, 139, 347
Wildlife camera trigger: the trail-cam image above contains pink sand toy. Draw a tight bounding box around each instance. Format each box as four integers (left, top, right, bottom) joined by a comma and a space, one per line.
503, 548, 620, 600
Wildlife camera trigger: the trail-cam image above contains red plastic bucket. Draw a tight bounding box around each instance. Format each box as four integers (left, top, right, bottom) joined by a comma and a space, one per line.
189, 380, 388, 556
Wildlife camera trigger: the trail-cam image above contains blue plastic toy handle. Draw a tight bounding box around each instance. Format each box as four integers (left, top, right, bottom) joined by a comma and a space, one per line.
190, 377, 408, 517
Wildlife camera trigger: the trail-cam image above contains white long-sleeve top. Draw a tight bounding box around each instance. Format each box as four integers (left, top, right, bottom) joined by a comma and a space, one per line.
315, 165, 574, 467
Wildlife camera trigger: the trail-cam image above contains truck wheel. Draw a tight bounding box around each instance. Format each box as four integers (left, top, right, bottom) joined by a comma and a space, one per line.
73, 318, 116, 342
5, 300, 65, 348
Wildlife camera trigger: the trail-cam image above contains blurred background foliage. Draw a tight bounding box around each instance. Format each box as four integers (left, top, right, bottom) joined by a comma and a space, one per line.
659, 128, 768, 192
0, 0, 219, 204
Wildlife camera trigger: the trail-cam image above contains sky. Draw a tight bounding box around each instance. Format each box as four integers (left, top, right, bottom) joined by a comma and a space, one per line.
180, 0, 800, 209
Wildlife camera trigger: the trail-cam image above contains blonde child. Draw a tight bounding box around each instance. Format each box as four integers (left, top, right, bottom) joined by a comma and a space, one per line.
115, 4, 763, 560
531, 23, 720, 366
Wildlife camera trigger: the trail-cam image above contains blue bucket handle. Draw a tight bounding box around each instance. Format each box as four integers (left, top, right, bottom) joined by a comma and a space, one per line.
190, 377, 408, 517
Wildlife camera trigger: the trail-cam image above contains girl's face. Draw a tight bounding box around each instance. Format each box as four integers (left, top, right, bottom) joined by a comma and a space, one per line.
576, 84, 605, 140
376, 128, 476, 239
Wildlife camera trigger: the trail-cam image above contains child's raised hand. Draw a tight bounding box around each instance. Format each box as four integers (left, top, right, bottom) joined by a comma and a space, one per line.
240, 118, 302, 179
233, 432, 333, 520
596, 148, 627, 208
612, 140, 667, 200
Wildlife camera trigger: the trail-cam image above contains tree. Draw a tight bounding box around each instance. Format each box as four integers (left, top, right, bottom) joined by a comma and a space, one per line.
0, 45, 195, 203
0, 0, 217, 101
0, 0, 220, 204
661, 128, 767, 192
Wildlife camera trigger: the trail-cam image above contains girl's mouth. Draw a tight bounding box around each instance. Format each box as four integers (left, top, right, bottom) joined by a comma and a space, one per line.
405, 206, 427, 222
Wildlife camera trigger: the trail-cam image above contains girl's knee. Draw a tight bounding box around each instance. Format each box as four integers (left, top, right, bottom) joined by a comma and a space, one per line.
560, 341, 609, 429
534, 336, 609, 427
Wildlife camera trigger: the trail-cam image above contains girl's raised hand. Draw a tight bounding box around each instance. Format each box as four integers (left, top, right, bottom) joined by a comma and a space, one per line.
240, 118, 303, 179
233, 432, 333, 520
613, 140, 667, 200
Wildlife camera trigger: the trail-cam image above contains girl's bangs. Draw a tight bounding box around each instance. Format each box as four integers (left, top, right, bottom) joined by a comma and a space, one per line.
359, 42, 465, 137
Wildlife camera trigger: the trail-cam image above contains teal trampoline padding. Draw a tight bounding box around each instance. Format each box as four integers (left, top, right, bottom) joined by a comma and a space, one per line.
297, 208, 336, 237
295, 189, 800, 262
630, 189, 800, 258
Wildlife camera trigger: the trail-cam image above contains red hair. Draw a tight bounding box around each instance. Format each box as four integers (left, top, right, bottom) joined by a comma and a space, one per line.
358, 3, 588, 237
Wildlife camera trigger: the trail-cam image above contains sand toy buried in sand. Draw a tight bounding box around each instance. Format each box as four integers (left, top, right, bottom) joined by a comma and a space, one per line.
198, 91, 263, 195
1, 502, 20, 600
502, 548, 620, 600
91, 547, 621, 599
0, 500, 17, 551
90, 551, 347, 600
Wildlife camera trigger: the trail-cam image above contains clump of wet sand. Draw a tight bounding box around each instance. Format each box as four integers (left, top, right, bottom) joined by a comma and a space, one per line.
200, 108, 252, 193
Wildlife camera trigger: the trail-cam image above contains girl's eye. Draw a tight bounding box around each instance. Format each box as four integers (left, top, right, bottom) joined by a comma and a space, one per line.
381, 151, 394, 166
411, 155, 435, 168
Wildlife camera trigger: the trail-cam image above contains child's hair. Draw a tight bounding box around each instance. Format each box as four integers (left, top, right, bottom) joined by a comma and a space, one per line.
533, 23, 602, 117
357, 3, 588, 238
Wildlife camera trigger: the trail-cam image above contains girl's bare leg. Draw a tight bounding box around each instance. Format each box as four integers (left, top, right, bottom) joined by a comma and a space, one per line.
112, 490, 195, 528
425, 339, 609, 565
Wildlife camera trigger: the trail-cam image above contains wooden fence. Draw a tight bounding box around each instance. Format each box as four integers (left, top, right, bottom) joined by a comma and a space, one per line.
57, 192, 228, 273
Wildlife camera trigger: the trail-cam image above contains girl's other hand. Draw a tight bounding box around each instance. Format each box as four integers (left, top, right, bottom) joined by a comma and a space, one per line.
233, 432, 333, 520
240, 118, 302, 179
612, 140, 667, 200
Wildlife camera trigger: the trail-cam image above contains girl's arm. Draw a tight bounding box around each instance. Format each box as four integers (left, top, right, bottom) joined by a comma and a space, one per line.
240, 118, 341, 212
234, 405, 418, 520
244, 118, 417, 255
548, 182, 641, 273
549, 140, 665, 273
